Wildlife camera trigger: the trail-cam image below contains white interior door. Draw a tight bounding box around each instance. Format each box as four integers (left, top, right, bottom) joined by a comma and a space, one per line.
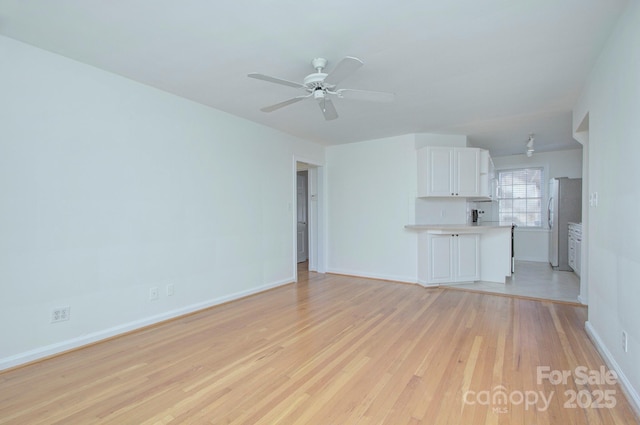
296, 171, 308, 263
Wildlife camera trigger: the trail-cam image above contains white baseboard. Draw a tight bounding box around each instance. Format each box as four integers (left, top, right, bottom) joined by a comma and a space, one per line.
326, 268, 417, 285
585, 321, 640, 418
0, 277, 293, 371
416, 278, 438, 287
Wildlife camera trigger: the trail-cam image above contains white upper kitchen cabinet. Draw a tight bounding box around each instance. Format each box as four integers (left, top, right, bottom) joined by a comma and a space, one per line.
477, 149, 495, 200
456, 148, 481, 196
417, 147, 481, 197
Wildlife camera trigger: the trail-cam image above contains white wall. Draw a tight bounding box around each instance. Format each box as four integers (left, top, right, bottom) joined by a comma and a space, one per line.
326, 134, 417, 283
0, 36, 325, 369
572, 0, 640, 412
491, 149, 583, 262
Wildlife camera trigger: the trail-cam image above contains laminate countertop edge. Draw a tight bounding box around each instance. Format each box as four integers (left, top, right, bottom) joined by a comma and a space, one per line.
404, 223, 512, 233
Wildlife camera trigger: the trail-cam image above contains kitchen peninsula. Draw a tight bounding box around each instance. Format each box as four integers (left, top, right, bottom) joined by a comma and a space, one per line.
410, 139, 512, 286
405, 223, 512, 286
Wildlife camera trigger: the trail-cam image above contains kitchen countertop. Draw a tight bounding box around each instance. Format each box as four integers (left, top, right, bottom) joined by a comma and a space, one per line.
404, 222, 512, 233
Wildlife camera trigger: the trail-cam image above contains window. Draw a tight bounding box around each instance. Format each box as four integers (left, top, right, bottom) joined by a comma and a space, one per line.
497, 168, 543, 227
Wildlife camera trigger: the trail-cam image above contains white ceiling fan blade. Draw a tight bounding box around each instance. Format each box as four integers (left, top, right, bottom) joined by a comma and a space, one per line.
323, 56, 363, 85
318, 98, 338, 121
260, 95, 309, 112
248, 73, 305, 89
336, 89, 395, 102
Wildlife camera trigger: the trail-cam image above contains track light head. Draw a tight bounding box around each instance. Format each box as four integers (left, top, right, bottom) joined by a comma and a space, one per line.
525, 133, 535, 156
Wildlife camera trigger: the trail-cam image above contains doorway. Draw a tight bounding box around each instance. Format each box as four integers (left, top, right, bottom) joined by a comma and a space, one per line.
294, 159, 324, 280
296, 170, 309, 263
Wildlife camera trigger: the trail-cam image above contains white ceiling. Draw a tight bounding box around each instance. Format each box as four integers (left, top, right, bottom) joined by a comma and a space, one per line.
0, 0, 628, 156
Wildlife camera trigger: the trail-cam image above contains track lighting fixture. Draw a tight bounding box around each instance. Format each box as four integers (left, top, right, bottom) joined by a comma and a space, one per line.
525, 133, 535, 157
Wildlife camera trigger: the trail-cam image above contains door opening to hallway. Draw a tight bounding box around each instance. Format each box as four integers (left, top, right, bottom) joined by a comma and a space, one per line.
294, 159, 324, 279
296, 169, 308, 263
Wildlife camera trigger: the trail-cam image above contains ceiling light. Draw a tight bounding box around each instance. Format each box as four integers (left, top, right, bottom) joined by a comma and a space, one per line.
525, 133, 535, 157
526, 134, 535, 148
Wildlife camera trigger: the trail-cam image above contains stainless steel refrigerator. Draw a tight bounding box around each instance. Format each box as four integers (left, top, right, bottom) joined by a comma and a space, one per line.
548, 177, 582, 270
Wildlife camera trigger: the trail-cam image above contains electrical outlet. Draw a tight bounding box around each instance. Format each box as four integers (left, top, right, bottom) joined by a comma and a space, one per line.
622, 330, 628, 353
149, 286, 159, 301
51, 307, 70, 323
166, 284, 174, 296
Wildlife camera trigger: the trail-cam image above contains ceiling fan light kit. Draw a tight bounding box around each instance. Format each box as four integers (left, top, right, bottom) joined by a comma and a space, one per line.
248, 56, 395, 121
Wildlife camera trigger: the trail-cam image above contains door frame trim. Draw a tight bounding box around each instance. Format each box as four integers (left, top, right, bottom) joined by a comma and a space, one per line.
293, 156, 325, 281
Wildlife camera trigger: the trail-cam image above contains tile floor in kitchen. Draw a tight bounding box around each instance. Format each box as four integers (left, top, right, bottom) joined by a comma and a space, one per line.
444, 260, 581, 303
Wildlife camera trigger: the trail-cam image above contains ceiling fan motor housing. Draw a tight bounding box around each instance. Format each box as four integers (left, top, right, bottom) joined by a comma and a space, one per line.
305, 58, 335, 91
304, 73, 329, 89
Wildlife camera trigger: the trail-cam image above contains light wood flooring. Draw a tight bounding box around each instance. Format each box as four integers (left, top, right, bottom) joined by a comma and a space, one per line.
1, 268, 637, 424
445, 260, 581, 303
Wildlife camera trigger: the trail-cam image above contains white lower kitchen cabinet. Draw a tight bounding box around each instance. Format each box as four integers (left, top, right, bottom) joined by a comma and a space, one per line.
568, 222, 582, 276
410, 224, 512, 286
456, 234, 481, 281
424, 233, 479, 284
575, 237, 581, 277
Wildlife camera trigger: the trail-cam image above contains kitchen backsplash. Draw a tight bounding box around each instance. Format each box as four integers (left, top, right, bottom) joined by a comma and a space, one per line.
467, 200, 498, 223
415, 198, 468, 224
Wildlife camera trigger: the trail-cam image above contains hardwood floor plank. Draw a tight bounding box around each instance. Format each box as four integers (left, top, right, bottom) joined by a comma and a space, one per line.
1, 270, 638, 424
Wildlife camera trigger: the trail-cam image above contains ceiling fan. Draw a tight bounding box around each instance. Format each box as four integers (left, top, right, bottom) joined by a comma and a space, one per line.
248, 56, 395, 121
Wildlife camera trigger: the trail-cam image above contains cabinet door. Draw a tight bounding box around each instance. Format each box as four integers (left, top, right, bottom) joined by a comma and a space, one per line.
427, 234, 454, 283
575, 239, 581, 277
426, 147, 454, 196
455, 234, 480, 281
455, 148, 480, 196
477, 149, 492, 198
568, 234, 576, 270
